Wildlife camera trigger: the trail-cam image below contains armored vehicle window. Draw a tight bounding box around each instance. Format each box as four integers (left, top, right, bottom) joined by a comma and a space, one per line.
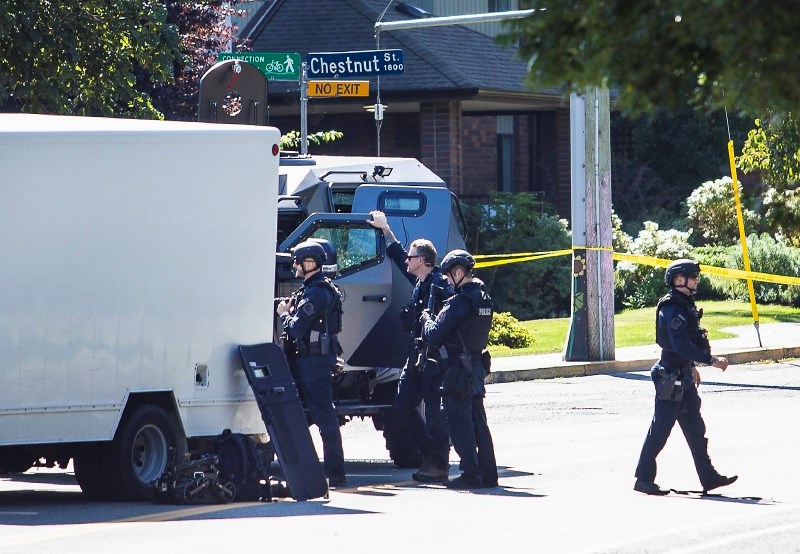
378, 191, 425, 216
309, 224, 381, 276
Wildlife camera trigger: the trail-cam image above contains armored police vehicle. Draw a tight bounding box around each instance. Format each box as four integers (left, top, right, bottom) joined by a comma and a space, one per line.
275, 154, 467, 467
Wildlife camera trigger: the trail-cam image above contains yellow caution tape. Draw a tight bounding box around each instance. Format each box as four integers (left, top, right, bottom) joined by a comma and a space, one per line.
473, 248, 800, 286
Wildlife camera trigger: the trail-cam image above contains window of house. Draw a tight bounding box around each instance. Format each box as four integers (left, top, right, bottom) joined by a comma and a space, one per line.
489, 0, 514, 12
497, 115, 514, 192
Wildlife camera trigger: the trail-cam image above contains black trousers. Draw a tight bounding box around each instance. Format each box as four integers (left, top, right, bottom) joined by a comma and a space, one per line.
635, 372, 721, 489
444, 374, 497, 486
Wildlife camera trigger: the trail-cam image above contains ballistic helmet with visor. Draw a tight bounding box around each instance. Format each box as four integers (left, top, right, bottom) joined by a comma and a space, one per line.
291, 240, 326, 266
665, 258, 701, 287
441, 249, 476, 274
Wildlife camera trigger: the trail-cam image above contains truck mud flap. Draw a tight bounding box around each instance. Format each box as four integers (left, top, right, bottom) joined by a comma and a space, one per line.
238, 343, 329, 501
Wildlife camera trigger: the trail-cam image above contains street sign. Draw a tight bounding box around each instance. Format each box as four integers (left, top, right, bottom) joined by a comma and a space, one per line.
217, 52, 300, 80
307, 49, 404, 78
308, 81, 370, 97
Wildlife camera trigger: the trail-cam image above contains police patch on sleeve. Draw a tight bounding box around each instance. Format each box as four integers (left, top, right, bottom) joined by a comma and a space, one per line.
301, 301, 315, 316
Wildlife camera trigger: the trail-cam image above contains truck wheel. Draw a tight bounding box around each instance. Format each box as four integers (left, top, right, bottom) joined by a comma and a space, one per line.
371, 382, 423, 468
0, 448, 38, 474
74, 443, 115, 500
106, 405, 187, 501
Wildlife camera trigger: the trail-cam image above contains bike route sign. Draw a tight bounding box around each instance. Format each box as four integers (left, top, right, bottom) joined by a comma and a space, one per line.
217, 52, 300, 80
307, 49, 404, 78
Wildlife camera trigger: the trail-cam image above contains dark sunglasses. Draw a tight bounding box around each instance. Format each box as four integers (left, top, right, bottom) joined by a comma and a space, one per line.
406, 254, 423, 261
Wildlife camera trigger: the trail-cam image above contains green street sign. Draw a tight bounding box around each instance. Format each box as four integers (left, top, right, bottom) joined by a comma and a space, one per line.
217, 52, 300, 80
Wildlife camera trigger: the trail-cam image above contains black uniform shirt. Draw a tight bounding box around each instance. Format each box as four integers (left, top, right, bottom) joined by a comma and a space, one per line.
280, 272, 335, 341
657, 291, 715, 367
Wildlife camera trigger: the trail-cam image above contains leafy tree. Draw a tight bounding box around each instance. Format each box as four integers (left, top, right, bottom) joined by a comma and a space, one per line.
611, 108, 751, 230
0, 0, 181, 118
280, 130, 345, 151
504, 1, 800, 115
149, 1, 248, 121
738, 113, 800, 246
465, 192, 572, 320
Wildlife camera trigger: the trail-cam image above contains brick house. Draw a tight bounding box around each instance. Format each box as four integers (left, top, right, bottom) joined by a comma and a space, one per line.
240, 0, 572, 216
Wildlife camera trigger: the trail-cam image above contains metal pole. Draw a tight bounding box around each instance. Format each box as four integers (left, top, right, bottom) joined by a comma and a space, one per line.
374, 9, 536, 32
300, 62, 308, 156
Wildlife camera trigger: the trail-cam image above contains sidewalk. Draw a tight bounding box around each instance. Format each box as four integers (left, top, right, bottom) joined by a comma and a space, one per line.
487, 322, 800, 384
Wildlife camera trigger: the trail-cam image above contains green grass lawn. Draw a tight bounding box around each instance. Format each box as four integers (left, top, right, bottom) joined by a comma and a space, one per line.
490, 301, 800, 357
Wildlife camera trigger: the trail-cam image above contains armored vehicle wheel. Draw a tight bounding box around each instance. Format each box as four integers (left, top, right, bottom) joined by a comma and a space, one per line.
371, 382, 423, 468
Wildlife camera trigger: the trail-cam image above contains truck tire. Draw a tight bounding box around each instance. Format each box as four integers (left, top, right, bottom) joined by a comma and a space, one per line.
0, 447, 38, 474
74, 443, 115, 501
106, 405, 187, 501
371, 382, 423, 468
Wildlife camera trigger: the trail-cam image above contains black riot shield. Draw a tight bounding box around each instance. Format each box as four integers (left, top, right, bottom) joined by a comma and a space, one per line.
238, 343, 329, 501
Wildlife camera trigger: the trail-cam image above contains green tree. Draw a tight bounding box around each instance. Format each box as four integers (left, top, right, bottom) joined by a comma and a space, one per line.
504, 1, 800, 115
465, 192, 572, 320
738, 113, 800, 246
149, 1, 248, 121
611, 109, 750, 228
0, 0, 181, 118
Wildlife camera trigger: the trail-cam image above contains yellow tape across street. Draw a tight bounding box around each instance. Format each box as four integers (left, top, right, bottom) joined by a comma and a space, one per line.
473, 248, 800, 287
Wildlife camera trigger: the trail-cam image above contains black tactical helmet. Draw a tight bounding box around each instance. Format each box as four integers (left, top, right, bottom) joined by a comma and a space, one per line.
664, 258, 701, 286
441, 249, 476, 274
308, 237, 337, 275
291, 240, 326, 266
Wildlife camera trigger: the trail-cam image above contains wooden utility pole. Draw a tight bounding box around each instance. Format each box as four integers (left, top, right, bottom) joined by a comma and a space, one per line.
564, 88, 615, 361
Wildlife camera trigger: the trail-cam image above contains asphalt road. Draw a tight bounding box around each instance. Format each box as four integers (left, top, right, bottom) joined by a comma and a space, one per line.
2, 358, 800, 553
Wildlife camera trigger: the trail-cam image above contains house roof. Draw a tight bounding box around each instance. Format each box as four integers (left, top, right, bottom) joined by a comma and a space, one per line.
241, 0, 565, 112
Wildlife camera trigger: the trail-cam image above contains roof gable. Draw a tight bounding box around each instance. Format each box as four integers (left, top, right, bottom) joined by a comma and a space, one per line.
242, 0, 561, 97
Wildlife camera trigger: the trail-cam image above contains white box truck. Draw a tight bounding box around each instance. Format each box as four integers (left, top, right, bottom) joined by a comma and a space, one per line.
0, 114, 281, 500
0, 115, 470, 500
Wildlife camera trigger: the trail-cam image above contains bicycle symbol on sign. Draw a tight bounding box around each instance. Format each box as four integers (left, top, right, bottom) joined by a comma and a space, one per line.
265, 60, 284, 73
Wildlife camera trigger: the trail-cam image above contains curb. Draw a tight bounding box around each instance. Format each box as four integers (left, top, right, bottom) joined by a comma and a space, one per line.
486, 345, 800, 384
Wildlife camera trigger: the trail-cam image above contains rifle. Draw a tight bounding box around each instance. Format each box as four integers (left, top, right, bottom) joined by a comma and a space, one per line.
414, 284, 443, 372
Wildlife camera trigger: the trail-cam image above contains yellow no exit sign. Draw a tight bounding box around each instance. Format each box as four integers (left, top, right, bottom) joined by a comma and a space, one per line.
308, 80, 370, 97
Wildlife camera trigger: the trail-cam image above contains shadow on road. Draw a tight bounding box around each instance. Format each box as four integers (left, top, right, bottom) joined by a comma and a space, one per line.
612, 371, 800, 392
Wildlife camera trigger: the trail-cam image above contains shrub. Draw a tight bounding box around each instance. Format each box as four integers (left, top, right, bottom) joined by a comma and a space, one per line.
698, 234, 800, 306
614, 221, 693, 309
685, 176, 760, 246
489, 312, 534, 348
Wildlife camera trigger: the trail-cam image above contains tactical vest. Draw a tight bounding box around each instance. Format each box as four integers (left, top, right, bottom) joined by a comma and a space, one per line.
306, 278, 343, 334
454, 287, 494, 354
655, 289, 704, 353
295, 278, 343, 357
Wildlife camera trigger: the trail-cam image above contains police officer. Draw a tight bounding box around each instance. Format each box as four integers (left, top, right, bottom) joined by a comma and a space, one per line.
276, 240, 347, 487
368, 211, 454, 483
421, 249, 498, 489
634, 258, 737, 495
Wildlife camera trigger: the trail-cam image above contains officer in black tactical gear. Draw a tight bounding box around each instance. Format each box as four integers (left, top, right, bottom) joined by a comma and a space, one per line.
634, 258, 737, 496
276, 240, 346, 487
421, 249, 498, 489
368, 211, 454, 483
